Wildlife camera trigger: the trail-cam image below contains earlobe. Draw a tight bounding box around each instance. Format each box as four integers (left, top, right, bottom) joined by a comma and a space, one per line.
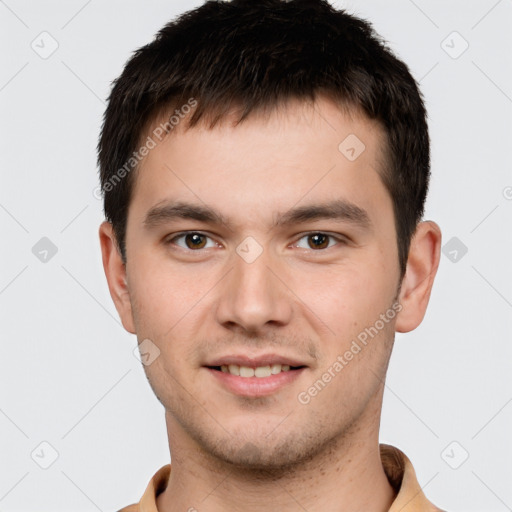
98, 221, 136, 334
395, 221, 442, 333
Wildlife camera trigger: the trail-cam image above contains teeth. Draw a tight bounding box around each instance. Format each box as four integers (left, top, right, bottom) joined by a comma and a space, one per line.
271, 364, 282, 374
219, 364, 294, 377
240, 366, 255, 377
228, 364, 240, 376
254, 366, 271, 378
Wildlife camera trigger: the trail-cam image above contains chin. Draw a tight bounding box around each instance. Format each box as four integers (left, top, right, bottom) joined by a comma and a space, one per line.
201, 429, 335, 474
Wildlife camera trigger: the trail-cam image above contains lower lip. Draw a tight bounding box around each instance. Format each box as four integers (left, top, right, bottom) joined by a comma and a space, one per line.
205, 367, 306, 397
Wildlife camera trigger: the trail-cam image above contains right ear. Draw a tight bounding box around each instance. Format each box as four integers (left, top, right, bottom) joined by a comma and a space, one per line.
98, 221, 136, 334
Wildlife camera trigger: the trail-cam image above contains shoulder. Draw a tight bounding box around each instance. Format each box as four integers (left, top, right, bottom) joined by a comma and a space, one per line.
116, 504, 138, 512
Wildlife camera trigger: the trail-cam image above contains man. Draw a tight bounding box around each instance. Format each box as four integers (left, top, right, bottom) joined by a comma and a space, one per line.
98, 1, 444, 510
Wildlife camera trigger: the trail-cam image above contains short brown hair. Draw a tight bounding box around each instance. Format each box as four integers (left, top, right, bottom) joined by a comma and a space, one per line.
98, 0, 430, 279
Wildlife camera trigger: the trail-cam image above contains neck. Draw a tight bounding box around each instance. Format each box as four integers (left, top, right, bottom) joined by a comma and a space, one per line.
156, 409, 395, 512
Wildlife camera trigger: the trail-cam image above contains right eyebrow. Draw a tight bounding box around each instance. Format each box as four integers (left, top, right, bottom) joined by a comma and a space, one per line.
143, 201, 233, 230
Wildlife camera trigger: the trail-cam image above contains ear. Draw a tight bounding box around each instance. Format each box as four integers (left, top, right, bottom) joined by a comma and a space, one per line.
99, 221, 136, 334
395, 221, 442, 333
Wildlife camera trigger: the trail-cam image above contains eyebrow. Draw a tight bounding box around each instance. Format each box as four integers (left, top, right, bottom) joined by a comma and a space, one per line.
143, 199, 372, 231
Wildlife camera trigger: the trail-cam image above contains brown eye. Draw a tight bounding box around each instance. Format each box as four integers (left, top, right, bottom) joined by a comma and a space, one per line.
307, 233, 330, 249
294, 232, 345, 251
184, 233, 206, 249
169, 232, 215, 250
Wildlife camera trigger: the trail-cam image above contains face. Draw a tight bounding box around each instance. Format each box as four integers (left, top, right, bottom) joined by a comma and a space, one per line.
103, 96, 420, 470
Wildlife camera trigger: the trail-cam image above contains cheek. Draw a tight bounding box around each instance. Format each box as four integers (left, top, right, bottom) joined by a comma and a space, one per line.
304, 259, 394, 321
128, 253, 215, 376
128, 251, 203, 331
296, 261, 398, 370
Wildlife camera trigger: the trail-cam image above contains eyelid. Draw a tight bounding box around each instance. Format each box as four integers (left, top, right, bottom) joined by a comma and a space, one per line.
291, 232, 348, 250
165, 231, 221, 250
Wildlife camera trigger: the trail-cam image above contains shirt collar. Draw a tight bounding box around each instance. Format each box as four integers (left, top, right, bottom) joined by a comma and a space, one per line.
127, 444, 442, 512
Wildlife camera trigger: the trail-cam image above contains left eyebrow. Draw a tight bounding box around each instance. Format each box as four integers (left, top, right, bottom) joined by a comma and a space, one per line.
272, 199, 373, 231
143, 198, 373, 231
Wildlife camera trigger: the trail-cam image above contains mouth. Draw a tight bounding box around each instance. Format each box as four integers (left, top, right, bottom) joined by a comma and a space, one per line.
203, 356, 308, 397
206, 364, 306, 378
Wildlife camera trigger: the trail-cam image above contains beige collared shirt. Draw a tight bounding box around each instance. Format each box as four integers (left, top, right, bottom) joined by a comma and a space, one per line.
118, 444, 444, 511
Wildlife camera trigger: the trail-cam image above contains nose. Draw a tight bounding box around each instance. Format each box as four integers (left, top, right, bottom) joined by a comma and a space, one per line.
215, 244, 293, 333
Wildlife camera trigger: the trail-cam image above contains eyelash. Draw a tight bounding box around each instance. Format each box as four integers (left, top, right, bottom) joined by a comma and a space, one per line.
165, 231, 347, 252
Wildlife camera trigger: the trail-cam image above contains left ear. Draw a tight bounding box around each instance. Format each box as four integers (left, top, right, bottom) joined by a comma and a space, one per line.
395, 221, 442, 333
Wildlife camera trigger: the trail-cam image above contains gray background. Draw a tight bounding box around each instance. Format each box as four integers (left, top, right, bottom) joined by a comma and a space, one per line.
1, 0, 511, 511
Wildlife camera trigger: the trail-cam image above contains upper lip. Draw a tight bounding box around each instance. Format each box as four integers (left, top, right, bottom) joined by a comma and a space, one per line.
204, 353, 307, 368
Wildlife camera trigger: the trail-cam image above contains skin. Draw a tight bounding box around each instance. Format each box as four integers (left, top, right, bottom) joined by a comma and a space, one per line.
100, 95, 441, 511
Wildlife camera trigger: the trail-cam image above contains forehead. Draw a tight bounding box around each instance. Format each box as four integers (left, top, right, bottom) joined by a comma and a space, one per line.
129, 96, 392, 231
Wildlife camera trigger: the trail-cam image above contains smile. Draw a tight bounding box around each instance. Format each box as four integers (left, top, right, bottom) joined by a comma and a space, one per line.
205, 364, 307, 397
212, 363, 303, 377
